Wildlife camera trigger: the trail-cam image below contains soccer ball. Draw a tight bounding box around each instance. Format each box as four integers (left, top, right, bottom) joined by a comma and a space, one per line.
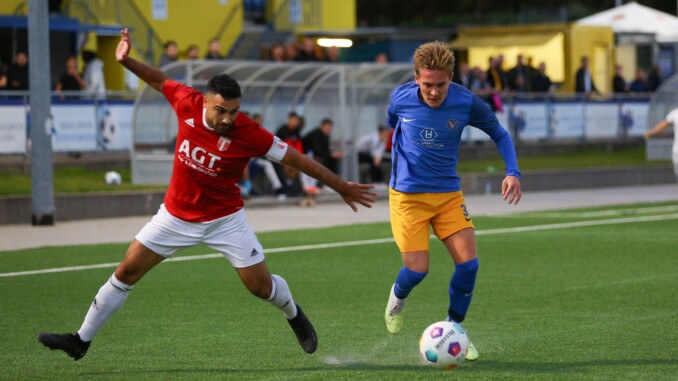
104, 171, 122, 185
419, 321, 469, 369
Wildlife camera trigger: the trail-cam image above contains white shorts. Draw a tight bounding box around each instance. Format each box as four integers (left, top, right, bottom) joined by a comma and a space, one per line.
135, 204, 265, 268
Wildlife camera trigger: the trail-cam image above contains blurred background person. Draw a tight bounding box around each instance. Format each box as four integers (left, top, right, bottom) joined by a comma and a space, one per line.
54, 55, 86, 99
185, 44, 200, 60
204, 38, 224, 60
6, 51, 29, 91
612, 64, 628, 93
158, 40, 179, 67
356, 125, 391, 184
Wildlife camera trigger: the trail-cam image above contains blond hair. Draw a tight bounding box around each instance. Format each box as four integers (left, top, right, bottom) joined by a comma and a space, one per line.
413, 41, 455, 77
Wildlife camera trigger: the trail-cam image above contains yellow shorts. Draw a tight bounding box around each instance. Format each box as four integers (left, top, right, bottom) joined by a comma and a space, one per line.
389, 188, 475, 253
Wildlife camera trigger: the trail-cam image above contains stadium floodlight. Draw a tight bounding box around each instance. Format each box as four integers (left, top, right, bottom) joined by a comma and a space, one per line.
317, 38, 353, 48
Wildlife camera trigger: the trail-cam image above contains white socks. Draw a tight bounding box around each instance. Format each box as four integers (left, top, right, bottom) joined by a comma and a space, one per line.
77, 274, 133, 342
267, 274, 297, 319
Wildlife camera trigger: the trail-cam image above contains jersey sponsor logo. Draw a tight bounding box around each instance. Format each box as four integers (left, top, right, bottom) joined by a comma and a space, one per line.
403, 117, 416, 123
177, 139, 223, 176
184, 118, 195, 127
420, 128, 438, 141
447, 119, 460, 130
217, 136, 231, 151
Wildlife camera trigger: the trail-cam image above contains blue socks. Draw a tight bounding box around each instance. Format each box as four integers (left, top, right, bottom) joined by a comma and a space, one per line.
393, 266, 428, 299
448, 258, 479, 323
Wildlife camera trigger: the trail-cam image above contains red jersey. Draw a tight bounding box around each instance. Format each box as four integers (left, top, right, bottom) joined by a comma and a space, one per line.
162, 80, 276, 222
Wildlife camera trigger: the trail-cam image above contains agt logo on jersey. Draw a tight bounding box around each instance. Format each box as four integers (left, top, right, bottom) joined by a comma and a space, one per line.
177, 139, 222, 176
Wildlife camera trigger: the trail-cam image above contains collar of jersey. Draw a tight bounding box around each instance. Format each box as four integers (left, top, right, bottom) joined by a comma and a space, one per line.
202, 108, 215, 131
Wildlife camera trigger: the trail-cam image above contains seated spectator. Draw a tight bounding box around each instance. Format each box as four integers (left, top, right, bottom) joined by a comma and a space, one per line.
55, 56, 86, 99
205, 38, 224, 60
303, 118, 343, 175
246, 113, 287, 200
274, 112, 305, 196
285, 42, 300, 61
269, 43, 287, 62
295, 37, 320, 61
324, 46, 340, 63
356, 125, 391, 184
158, 40, 179, 67
185, 44, 200, 60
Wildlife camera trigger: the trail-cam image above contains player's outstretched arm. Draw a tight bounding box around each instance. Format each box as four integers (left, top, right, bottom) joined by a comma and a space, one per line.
643, 120, 670, 139
280, 148, 376, 212
502, 175, 522, 205
115, 28, 168, 93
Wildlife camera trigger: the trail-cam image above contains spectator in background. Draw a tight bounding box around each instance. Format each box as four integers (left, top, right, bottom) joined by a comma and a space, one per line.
269, 43, 287, 62
531, 62, 552, 93
629, 68, 647, 93
82, 50, 106, 99
508, 54, 530, 93
375, 53, 389, 64
612, 64, 628, 93
356, 125, 391, 184
575, 56, 598, 96
486, 56, 505, 92
6, 52, 29, 91
275, 112, 305, 196
303, 118, 343, 176
55, 55, 86, 99
324, 46, 340, 63
205, 38, 224, 60
285, 41, 299, 61
158, 40, 179, 67
185, 44, 200, 60
647, 65, 662, 92
295, 37, 319, 61
453, 62, 472, 89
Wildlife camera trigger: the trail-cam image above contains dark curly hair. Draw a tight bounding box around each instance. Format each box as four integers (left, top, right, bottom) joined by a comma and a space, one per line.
206, 74, 241, 100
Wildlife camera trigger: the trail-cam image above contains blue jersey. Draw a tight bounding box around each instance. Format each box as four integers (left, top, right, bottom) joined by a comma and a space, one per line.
387, 81, 520, 193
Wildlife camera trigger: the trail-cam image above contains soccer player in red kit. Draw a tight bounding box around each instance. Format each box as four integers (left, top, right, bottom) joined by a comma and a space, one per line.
37, 29, 376, 360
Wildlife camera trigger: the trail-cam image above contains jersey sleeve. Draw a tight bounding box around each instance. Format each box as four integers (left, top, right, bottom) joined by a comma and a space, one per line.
469, 95, 521, 179
162, 80, 196, 111
386, 89, 399, 128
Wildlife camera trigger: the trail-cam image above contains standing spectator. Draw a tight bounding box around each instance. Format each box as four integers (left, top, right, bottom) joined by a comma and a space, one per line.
629, 68, 647, 93
486, 56, 505, 92
453, 62, 472, 89
37, 28, 376, 361
612, 65, 628, 93
647, 65, 662, 92
508, 54, 530, 92
185, 44, 200, 60
158, 40, 179, 67
303, 118, 343, 175
6, 52, 29, 91
204, 38, 224, 60
356, 125, 391, 184
575, 56, 598, 96
531, 62, 552, 93
55, 56, 86, 99
82, 50, 106, 99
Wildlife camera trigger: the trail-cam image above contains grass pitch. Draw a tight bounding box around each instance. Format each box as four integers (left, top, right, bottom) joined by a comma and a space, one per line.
1, 202, 677, 380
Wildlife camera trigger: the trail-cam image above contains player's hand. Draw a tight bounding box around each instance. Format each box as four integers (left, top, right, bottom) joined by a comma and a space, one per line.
502, 175, 521, 205
116, 28, 131, 63
340, 182, 377, 212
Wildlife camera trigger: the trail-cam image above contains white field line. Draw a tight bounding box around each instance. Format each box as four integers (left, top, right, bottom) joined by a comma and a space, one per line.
504, 205, 678, 219
2, 213, 678, 278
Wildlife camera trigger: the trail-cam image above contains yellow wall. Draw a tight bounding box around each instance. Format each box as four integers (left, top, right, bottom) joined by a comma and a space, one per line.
130, 0, 243, 59
568, 25, 615, 93
0, 0, 24, 14
615, 44, 636, 80
267, 0, 355, 32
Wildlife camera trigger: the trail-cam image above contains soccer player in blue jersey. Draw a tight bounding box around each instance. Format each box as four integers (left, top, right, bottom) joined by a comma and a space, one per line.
383, 41, 522, 361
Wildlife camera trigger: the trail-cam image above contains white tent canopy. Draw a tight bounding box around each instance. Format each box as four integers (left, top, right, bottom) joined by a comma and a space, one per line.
576, 1, 678, 42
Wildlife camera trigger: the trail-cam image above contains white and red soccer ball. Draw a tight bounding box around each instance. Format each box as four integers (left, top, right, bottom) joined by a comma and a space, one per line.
419, 321, 469, 369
